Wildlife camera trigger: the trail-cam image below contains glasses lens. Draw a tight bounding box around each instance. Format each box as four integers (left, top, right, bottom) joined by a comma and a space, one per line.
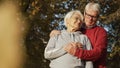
85, 12, 98, 19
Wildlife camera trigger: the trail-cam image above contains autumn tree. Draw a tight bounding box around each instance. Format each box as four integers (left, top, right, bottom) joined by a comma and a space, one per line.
21, 0, 120, 68
1, 0, 119, 68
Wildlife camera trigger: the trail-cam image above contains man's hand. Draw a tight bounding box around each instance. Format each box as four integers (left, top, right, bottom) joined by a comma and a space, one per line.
64, 42, 83, 55
75, 42, 83, 48
49, 30, 61, 37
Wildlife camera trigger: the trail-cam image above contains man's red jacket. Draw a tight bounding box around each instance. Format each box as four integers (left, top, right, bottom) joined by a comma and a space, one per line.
75, 26, 108, 68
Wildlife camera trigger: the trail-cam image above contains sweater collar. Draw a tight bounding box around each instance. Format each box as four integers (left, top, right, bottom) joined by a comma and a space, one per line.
61, 30, 82, 35
81, 23, 97, 29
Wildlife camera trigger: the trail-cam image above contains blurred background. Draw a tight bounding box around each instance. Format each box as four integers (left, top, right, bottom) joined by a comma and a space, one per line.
0, 0, 119, 68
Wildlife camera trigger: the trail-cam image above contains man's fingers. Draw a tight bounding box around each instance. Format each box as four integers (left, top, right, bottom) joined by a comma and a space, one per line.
71, 42, 83, 48
76, 42, 83, 48
49, 30, 61, 37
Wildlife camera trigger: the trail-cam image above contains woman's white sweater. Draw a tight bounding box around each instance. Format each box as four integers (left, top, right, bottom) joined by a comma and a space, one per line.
44, 30, 93, 68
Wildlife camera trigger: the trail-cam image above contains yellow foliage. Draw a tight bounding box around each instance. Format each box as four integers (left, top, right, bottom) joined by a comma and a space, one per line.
32, 2, 35, 7
100, 16, 106, 19
0, 1, 26, 68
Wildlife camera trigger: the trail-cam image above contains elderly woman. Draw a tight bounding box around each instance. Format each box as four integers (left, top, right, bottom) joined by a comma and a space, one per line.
44, 10, 93, 68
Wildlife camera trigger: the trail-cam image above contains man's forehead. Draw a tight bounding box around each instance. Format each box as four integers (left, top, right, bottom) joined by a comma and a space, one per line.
85, 9, 98, 15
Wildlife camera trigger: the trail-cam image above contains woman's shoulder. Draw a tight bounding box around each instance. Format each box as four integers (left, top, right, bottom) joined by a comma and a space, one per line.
79, 34, 88, 38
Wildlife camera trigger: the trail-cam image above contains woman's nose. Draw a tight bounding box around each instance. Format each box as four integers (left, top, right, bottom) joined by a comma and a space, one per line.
77, 19, 81, 24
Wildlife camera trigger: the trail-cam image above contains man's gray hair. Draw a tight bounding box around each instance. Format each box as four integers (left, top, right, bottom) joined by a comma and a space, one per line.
85, 2, 100, 14
64, 10, 83, 26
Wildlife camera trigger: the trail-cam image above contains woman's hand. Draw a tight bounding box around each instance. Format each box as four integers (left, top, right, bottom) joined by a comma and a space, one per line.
75, 42, 83, 48
64, 42, 83, 55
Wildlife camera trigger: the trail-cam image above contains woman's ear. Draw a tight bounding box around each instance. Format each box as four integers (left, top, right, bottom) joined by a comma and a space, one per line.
66, 19, 69, 27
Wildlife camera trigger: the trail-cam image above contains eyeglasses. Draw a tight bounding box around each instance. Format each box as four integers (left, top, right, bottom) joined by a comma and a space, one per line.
85, 12, 99, 19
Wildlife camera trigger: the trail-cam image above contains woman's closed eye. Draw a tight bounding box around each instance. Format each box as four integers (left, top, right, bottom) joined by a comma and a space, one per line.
74, 17, 81, 22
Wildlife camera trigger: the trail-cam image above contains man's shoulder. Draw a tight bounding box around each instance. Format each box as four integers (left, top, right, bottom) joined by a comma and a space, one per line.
95, 26, 107, 32
94, 26, 107, 35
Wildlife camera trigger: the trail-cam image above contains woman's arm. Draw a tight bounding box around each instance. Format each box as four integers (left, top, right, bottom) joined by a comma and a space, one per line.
84, 36, 93, 68
44, 35, 66, 60
85, 61, 93, 68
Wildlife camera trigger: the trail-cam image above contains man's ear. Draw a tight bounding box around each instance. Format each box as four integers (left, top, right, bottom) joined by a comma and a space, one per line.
83, 12, 85, 21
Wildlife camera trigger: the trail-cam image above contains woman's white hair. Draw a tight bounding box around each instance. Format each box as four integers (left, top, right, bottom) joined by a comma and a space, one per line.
64, 10, 83, 26
85, 2, 100, 14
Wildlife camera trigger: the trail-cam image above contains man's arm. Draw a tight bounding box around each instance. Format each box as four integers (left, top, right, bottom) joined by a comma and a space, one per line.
75, 29, 107, 61
49, 30, 61, 37
64, 29, 107, 61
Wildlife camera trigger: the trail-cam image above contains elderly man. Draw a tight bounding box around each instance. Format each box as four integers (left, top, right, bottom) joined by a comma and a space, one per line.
50, 2, 108, 68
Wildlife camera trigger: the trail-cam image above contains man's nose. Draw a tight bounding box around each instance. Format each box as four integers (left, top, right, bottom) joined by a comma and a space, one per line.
89, 16, 94, 21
